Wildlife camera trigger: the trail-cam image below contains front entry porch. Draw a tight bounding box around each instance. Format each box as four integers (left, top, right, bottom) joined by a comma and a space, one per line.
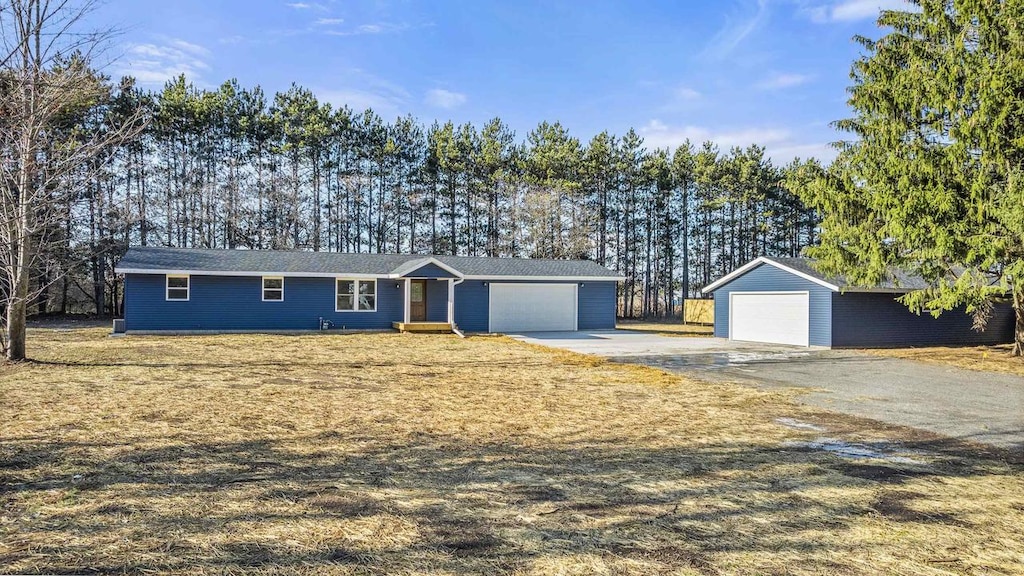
394, 276, 461, 335
392, 321, 453, 333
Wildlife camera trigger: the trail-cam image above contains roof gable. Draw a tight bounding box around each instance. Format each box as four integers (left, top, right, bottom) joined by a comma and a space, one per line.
701, 257, 840, 294
391, 257, 463, 278
701, 256, 934, 295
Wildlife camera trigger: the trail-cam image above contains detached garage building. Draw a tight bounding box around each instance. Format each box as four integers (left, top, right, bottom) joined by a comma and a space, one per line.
115, 247, 622, 334
703, 256, 1013, 348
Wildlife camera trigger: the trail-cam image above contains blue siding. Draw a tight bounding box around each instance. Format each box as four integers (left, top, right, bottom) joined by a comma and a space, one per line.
402, 263, 457, 278
425, 279, 449, 322
578, 281, 617, 329
454, 280, 489, 332
711, 263, 833, 347
124, 274, 404, 331
126, 274, 619, 334
831, 292, 1014, 347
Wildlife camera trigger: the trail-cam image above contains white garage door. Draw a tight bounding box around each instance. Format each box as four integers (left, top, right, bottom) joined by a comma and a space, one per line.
730, 292, 810, 346
489, 283, 578, 332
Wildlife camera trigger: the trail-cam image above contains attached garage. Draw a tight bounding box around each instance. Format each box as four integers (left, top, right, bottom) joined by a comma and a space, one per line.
703, 256, 1014, 348
488, 283, 578, 332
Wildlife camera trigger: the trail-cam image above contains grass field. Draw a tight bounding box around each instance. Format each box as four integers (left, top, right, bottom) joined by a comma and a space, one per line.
616, 320, 714, 336
865, 344, 1024, 377
1, 329, 1022, 575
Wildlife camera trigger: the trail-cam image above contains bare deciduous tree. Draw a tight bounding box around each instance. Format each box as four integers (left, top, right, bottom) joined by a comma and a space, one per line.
0, 0, 145, 360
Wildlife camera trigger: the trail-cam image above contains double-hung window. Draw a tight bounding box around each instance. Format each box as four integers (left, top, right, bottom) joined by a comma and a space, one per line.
336, 279, 376, 312
262, 276, 284, 301
166, 275, 190, 301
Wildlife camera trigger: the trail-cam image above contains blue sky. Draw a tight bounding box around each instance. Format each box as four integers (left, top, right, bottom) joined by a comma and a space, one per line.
94, 0, 909, 164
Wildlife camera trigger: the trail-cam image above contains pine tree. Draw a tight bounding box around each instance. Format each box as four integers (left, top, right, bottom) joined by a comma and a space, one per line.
800, 0, 1024, 355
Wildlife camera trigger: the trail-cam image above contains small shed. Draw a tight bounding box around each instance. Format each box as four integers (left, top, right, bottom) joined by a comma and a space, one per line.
702, 256, 1013, 348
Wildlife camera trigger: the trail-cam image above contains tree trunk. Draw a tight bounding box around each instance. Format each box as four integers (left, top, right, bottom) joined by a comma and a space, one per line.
1013, 289, 1023, 357
6, 288, 26, 361
7, 204, 31, 361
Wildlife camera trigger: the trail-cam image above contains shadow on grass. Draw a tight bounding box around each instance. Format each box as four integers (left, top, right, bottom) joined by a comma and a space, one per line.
22, 357, 569, 371
1, 432, 1018, 575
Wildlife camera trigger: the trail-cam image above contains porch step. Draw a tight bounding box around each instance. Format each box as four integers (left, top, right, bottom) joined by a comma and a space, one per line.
392, 321, 454, 333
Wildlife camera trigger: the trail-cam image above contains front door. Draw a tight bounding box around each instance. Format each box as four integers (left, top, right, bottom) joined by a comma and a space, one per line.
410, 280, 427, 321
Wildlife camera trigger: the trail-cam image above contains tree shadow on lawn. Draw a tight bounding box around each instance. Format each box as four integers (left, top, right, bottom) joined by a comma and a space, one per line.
25, 357, 564, 371
1, 432, 1019, 575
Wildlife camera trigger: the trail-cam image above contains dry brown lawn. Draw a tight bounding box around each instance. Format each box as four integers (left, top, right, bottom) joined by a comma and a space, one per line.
616, 320, 714, 336
1, 328, 1022, 575
865, 344, 1024, 377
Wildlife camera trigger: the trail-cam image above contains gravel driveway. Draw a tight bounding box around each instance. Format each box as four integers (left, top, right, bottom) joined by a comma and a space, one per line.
510, 330, 1024, 451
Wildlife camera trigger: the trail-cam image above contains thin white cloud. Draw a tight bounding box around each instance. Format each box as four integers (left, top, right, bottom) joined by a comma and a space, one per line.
167, 38, 209, 56
314, 70, 412, 116
769, 142, 838, 163
117, 38, 210, 85
314, 18, 345, 26
640, 119, 789, 149
757, 72, 813, 90
804, 0, 910, 23
638, 119, 833, 163
219, 35, 245, 45
655, 84, 705, 114
700, 0, 768, 60
674, 86, 702, 101
323, 22, 414, 36
286, 2, 328, 10
317, 89, 402, 114
425, 88, 467, 110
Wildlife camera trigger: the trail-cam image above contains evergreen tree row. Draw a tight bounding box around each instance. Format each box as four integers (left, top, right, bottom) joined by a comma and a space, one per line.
51, 75, 823, 318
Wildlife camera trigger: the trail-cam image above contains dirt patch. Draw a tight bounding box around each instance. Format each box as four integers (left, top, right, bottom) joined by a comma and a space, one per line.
26, 314, 112, 330
837, 463, 933, 484
871, 490, 971, 526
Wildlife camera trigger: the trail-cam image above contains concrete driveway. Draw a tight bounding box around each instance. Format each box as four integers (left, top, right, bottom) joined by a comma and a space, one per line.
509, 330, 808, 357
510, 330, 1024, 451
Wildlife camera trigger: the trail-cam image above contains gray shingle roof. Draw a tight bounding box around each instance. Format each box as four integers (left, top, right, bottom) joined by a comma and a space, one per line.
115, 246, 622, 279
769, 256, 932, 291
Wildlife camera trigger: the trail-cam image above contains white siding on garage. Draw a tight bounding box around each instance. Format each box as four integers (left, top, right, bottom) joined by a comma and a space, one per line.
489, 283, 577, 332
729, 291, 810, 346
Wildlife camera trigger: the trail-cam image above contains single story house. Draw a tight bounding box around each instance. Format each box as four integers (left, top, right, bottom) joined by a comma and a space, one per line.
114, 246, 622, 334
701, 256, 1014, 348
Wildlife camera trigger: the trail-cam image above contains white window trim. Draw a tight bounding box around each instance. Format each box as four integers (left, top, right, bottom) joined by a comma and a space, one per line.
336, 278, 377, 312
165, 274, 190, 301
262, 276, 285, 302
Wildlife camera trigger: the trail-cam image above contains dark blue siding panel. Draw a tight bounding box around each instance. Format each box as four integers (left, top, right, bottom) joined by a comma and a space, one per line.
402, 263, 457, 278
425, 279, 449, 322
710, 263, 833, 347
124, 274, 403, 331
126, 274, 618, 334
578, 281, 617, 329
454, 280, 489, 332
831, 293, 1014, 347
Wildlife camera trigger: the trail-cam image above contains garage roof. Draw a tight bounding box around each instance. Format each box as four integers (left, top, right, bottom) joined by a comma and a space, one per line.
115, 246, 625, 281
701, 256, 931, 294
